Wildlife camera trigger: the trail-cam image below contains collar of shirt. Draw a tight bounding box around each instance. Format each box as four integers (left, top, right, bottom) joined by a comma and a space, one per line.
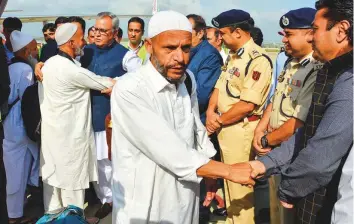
290, 51, 314, 68
145, 60, 186, 93
190, 40, 207, 59
95, 40, 117, 52
231, 38, 254, 59
326, 50, 353, 76
128, 40, 144, 53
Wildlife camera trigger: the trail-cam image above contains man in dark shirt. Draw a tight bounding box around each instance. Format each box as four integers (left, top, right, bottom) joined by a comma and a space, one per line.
248, 1, 353, 223
42, 23, 56, 43
40, 17, 69, 62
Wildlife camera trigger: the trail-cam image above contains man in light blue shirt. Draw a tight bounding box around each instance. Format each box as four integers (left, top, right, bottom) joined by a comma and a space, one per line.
267, 31, 289, 105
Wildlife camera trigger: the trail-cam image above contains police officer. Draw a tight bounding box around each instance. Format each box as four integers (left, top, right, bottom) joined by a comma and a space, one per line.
252, 8, 322, 224
206, 9, 273, 224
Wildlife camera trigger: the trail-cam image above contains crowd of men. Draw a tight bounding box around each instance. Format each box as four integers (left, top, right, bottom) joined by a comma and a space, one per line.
0, 0, 352, 223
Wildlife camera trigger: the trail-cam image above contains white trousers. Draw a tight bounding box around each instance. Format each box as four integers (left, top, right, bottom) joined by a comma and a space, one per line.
43, 183, 85, 212
93, 131, 113, 204
93, 159, 113, 204
6, 149, 32, 218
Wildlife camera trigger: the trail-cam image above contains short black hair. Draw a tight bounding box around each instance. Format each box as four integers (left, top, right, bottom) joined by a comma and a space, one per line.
68, 16, 86, 32
3, 17, 22, 31
118, 27, 123, 38
250, 27, 264, 46
186, 14, 206, 33
128, 17, 145, 31
229, 18, 254, 33
42, 23, 56, 33
315, 0, 353, 44
88, 26, 94, 34
207, 27, 221, 39
55, 16, 69, 27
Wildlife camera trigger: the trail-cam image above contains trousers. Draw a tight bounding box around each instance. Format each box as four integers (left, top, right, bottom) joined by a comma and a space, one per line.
218, 119, 258, 224
43, 183, 85, 212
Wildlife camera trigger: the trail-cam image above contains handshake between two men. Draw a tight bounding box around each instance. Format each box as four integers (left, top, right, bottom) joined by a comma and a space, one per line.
196, 159, 267, 207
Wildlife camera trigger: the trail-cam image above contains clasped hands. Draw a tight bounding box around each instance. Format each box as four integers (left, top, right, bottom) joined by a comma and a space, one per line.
203, 161, 267, 207
206, 111, 222, 135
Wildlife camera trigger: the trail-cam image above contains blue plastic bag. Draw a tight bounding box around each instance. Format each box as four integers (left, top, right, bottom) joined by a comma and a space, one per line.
36, 205, 88, 224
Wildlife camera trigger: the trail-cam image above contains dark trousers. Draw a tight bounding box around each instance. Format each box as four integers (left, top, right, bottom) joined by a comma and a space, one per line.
0, 124, 8, 223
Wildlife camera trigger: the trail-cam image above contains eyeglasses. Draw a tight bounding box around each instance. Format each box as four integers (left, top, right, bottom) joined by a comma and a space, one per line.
92, 27, 113, 35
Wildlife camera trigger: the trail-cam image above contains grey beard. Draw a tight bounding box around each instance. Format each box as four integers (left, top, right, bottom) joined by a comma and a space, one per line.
75, 47, 84, 57
151, 55, 181, 84
27, 55, 38, 71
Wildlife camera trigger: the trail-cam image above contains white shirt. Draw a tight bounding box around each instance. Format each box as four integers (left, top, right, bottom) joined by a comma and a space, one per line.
111, 61, 216, 223
220, 49, 228, 64
3, 61, 39, 194
331, 146, 353, 224
39, 55, 113, 190
122, 50, 142, 72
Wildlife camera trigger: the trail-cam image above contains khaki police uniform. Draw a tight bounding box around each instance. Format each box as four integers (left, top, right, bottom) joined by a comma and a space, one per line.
215, 38, 273, 224
268, 53, 323, 224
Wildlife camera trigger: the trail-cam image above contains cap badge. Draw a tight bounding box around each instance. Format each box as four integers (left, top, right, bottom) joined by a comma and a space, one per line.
212, 18, 220, 28
282, 16, 290, 26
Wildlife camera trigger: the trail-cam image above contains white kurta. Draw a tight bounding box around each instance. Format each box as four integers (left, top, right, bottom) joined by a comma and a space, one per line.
111, 61, 216, 224
39, 55, 113, 190
3, 62, 39, 217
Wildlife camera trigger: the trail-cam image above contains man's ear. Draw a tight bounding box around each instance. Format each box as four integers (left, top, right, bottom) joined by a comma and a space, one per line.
145, 38, 153, 54
336, 20, 351, 43
233, 28, 242, 39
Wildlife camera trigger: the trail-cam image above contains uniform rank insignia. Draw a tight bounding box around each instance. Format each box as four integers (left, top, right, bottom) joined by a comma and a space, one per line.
251, 50, 260, 58
252, 71, 261, 81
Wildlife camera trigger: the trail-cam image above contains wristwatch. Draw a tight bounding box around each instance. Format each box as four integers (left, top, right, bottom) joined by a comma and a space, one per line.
261, 135, 269, 148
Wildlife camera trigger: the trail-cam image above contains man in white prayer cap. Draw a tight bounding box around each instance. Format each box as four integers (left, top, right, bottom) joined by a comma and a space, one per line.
110, 10, 255, 223
2, 30, 39, 223
38, 23, 115, 220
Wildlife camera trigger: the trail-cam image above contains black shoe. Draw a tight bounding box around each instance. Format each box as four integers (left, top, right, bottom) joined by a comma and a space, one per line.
212, 207, 227, 217
94, 203, 112, 219
199, 205, 210, 224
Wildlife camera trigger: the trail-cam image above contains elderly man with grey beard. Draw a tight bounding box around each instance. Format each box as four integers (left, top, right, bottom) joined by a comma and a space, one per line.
110, 10, 255, 224
80, 11, 142, 219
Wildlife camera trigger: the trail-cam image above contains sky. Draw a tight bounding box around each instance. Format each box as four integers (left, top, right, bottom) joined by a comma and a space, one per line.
2, 0, 317, 43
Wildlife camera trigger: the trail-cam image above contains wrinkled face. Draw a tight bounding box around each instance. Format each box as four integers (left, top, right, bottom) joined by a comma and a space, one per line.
72, 22, 87, 47
128, 22, 144, 45
88, 30, 95, 44
25, 40, 39, 59
146, 30, 192, 83
94, 16, 117, 48
308, 8, 341, 62
43, 29, 55, 42
206, 28, 221, 49
219, 27, 237, 50
282, 28, 312, 58
69, 26, 85, 57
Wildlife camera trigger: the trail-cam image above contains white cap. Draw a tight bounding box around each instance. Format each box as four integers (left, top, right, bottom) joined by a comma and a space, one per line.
10, 31, 34, 52
55, 23, 78, 46
148, 10, 192, 38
